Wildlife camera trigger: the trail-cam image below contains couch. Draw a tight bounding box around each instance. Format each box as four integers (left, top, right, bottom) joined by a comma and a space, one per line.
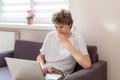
0, 40, 107, 80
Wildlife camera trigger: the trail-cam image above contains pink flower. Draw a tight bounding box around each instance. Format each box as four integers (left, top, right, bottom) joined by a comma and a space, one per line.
27, 9, 34, 15
26, 9, 35, 19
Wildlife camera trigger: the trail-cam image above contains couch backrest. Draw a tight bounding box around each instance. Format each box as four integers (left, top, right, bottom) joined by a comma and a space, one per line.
13, 40, 98, 72
87, 45, 98, 63
13, 40, 43, 60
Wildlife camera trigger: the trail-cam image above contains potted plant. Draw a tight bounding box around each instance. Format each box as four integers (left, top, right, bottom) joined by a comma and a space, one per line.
26, 9, 35, 25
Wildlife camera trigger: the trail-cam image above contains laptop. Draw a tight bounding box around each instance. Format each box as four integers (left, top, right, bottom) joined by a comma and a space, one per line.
5, 57, 62, 80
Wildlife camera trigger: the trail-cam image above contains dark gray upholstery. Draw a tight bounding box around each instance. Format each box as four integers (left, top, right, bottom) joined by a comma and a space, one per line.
0, 67, 12, 80
0, 40, 107, 80
13, 40, 42, 60
0, 50, 13, 67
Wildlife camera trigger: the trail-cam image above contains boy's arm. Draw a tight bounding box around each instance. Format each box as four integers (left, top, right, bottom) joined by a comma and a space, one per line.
36, 53, 52, 74
36, 53, 45, 67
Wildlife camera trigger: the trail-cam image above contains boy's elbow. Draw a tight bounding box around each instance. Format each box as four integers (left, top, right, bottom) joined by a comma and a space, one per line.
84, 62, 92, 69
36, 54, 40, 61
36, 55, 39, 61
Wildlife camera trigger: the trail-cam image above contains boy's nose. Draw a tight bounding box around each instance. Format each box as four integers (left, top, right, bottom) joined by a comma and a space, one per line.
57, 28, 61, 33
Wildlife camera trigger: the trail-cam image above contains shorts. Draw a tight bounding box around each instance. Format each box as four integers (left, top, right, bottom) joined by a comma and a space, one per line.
47, 66, 65, 80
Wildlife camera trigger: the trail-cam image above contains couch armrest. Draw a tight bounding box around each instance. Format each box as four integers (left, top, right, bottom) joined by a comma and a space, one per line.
0, 50, 14, 67
65, 61, 107, 80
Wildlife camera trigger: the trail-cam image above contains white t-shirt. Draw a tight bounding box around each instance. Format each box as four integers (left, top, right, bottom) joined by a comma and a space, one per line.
40, 31, 88, 76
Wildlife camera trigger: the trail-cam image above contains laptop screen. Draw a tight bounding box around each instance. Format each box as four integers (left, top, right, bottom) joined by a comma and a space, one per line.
5, 57, 44, 80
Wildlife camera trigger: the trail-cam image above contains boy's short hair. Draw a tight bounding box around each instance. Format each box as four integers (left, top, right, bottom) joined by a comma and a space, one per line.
52, 9, 73, 29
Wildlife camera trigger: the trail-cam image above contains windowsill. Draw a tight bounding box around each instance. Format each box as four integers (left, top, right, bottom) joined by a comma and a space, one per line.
0, 23, 55, 30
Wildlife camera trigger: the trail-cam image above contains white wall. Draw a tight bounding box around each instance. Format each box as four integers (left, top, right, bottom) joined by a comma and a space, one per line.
0, 31, 15, 52
20, 29, 51, 42
69, 0, 120, 80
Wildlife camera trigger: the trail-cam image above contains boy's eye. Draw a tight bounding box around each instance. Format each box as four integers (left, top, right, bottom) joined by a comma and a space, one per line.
59, 26, 64, 28
55, 26, 63, 28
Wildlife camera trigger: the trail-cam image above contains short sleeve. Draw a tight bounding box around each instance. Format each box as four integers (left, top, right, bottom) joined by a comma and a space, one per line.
75, 36, 88, 55
40, 33, 50, 55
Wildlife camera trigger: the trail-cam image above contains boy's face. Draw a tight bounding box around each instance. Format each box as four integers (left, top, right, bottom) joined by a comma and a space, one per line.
54, 23, 71, 35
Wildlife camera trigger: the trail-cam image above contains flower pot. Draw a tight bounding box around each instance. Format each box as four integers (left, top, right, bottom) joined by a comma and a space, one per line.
27, 19, 34, 25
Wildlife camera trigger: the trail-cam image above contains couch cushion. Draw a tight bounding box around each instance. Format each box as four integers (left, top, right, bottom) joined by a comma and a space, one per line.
13, 40, 43, 60
0, 67, 12, 80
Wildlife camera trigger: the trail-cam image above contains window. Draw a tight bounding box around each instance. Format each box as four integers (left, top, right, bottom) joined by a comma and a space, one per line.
1, 0, 68, 24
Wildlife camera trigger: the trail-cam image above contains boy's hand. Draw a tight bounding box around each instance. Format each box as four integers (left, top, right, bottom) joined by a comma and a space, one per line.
41, 65, 52, 74
58, 33, 69, 44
